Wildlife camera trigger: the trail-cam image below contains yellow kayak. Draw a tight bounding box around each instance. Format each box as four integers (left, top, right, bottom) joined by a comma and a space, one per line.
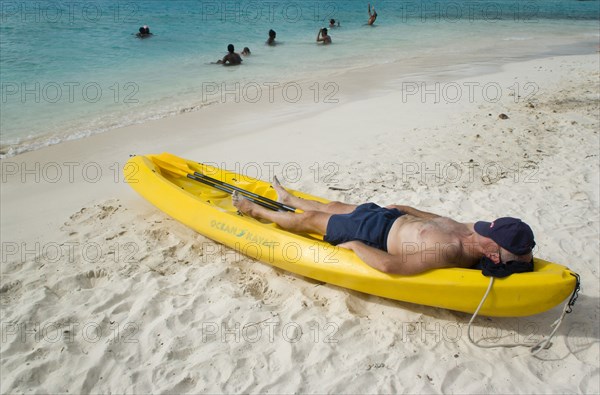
125, 153, 578, 317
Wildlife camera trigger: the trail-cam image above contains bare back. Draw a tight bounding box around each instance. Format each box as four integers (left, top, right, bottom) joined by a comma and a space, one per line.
386, 215, 476, 270
222, 53, 242, 65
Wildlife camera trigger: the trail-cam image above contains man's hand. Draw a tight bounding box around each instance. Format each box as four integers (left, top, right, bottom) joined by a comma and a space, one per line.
385, 204, 441, 220
385, 204, 404, 210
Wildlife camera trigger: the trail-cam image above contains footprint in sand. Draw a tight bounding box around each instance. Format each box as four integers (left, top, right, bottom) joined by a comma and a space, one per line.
345, 297, 370, 318
570, 191, 589, 202
0, 280, 23, 303
163, 373, 198, 394
441, 360, 493, 392
76, 269, 109, 289
66, 206, 89, 224
144, 227, 173, 245
0, 280, 21, 294
64, 199, 122, 228
566, 322, 600, 365
238, 270, 280, 304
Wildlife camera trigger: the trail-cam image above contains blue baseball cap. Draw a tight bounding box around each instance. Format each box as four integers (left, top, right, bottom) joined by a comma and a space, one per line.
474, 217, 535, 255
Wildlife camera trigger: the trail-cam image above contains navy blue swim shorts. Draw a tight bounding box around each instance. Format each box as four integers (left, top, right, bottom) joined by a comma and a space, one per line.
324, 203, 406, 252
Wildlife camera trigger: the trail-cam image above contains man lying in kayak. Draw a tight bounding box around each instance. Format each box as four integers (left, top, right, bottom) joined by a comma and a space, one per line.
232, 177, 535, 275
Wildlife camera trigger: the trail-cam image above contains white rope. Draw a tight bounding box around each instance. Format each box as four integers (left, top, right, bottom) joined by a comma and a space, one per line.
530, 295, 571, 355
467, 277, 506, 348
467, 276, 575, 354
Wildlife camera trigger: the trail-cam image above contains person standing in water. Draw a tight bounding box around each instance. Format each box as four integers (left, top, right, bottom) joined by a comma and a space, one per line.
316, 28, 332, 44
266, 29, 277, 46
368, 4, 377, 25
136, 25, 153, 38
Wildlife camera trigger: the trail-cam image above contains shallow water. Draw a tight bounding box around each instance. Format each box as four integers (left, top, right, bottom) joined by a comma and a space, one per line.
1, 0, 598, 156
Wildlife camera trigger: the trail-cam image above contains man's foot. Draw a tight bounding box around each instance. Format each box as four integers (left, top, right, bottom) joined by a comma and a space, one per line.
272, 176, 293, 204
232, 190, 275, 222
232, 190, 254, 215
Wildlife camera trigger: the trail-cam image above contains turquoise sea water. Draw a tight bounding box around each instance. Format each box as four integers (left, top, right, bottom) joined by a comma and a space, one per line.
1, 0, 598, 156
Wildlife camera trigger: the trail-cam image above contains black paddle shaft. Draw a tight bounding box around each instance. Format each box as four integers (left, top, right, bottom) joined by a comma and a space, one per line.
192, 171, 296, 212
186, 174, 282, 212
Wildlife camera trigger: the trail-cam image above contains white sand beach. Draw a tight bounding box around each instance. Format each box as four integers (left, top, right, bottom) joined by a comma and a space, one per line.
1, 53, 599, 393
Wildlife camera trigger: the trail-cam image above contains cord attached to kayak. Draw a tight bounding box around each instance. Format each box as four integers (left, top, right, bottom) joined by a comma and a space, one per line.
467, 277, 499, 348
467, 272, 581, 354
530, 272, 581, 355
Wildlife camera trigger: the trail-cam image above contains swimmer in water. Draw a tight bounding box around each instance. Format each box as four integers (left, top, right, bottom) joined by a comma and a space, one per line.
267, 29, 277, 46
316, 28, 332, 44
216, 44, 243, 65
136, 25, 153, 38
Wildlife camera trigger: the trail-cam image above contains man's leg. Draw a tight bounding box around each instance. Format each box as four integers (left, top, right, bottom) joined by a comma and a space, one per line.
233, 191, 331, 234
272, 176, 356, 214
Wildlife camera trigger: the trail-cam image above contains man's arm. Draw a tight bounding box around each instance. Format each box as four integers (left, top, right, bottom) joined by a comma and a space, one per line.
339, 241, 428, 275
386, 205, 441, 220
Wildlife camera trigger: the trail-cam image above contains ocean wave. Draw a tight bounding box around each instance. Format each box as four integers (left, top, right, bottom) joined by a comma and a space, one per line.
0, 101, 218, 159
